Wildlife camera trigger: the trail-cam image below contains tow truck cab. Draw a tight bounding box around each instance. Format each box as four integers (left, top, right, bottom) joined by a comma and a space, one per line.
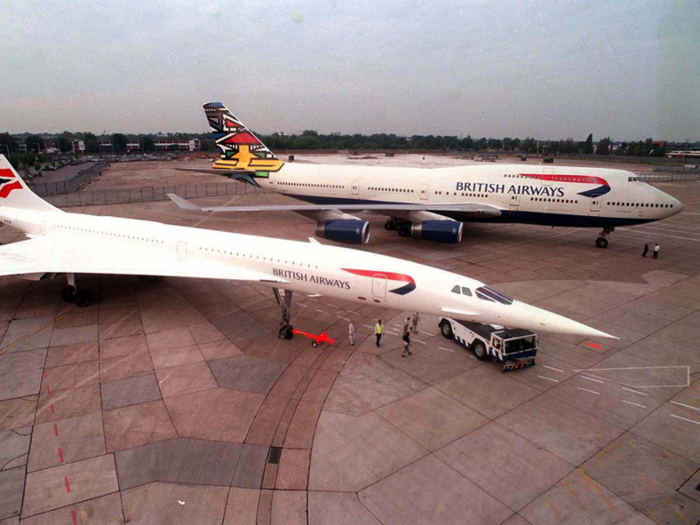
439, 318, 538, 372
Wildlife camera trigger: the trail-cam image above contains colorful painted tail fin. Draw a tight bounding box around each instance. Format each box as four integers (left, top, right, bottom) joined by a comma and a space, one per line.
203, 102, 283, 178
0, 156, 59, 212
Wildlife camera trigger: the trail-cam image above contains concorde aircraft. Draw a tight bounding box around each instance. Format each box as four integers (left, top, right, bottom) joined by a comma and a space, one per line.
174, 102, 683, 248
0, 155, 614, 340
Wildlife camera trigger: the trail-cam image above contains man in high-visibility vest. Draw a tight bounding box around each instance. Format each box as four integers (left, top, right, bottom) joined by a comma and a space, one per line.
375, 320, 384, 347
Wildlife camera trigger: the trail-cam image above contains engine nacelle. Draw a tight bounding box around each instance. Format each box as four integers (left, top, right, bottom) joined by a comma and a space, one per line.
410, 220, 463, 243
315, 220, 370, 244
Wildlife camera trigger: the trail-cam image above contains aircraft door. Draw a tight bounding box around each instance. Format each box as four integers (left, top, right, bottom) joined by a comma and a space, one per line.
352, 180, 360, 195
420, 184, 429, 201
543, 168, 554, 186
509, 193, 520, 210
177, 241, 187, 261
589, 198, 601, 215
372, 274, 387, 302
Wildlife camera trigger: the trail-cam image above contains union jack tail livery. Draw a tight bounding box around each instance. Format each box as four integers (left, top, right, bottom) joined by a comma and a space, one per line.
0, 156, 58, 212
203, 102, 284, 185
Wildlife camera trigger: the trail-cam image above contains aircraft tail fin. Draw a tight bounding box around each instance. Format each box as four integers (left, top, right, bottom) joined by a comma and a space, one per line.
203, 102, 284, 185
0, 156, 59, 213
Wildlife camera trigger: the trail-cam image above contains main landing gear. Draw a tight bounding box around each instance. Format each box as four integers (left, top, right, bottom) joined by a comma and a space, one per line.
61, 273, 94, 307
595, 227, 614, 249
384, 217, 411, 237
273, 288, 294, 340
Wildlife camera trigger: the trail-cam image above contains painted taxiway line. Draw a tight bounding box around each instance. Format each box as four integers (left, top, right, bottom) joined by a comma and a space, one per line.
671, 401, 700, 413
538, 375, 560, 383
438, 346, 455, 353
622, 387, 649, 397
543, 365, 564, 373
420, 331, 435, 337
577, 387, 600, 395
622, 400, 647, 409
412, 338, 426, 345
581, 376, 605, 384
670, 414, 700, 426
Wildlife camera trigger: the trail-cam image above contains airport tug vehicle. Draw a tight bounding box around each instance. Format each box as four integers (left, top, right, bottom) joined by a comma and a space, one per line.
439, 318, 538, 372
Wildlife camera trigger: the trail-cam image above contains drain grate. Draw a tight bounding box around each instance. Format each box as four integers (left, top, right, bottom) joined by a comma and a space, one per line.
267, 446, 282, 465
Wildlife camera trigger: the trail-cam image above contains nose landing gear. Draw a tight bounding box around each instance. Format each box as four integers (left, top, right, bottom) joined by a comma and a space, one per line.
61, 273, 94, 307
595, 227, 614, 248
273, 288, 294, 339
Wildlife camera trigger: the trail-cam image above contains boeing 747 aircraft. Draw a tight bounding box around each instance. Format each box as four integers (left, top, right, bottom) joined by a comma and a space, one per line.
174, 102, 683, 248
0, 155, 614, 340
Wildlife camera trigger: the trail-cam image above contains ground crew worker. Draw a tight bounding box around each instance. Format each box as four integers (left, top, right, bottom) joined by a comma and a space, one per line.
375, 320, 384, 347
402, 316, 410, 335
348, 320, 357, 346
412, 312, 420, 332
642, 243, 649, 257
402, 317, 412, 357
653, 243, 660, 259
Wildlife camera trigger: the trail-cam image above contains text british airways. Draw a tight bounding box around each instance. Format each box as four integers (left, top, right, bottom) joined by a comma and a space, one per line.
455, 182, 564, 197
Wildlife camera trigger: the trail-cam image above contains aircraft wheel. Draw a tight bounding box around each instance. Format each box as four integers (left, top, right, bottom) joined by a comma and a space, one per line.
312, 341, 318, 348
440, 321, 453, 339
595, 237, 609, 248
74, 290, 94, 307
472, 341, 489, 361
384, 220, 396, 231
62, 286, 76, 304
397, 227, 410, 237
279, 325, 294, 340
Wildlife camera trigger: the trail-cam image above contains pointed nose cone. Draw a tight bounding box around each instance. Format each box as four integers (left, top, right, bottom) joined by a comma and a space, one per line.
511, 302, 618, 339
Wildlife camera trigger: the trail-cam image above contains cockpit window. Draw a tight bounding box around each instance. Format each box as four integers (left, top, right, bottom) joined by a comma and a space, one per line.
451, 285, 461, 294
475, 286, 514, 305
628, 176, 640, 182
462, 287, 472, 296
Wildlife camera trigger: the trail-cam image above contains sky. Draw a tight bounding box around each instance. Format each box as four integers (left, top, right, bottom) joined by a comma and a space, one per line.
1, 0, 698, 141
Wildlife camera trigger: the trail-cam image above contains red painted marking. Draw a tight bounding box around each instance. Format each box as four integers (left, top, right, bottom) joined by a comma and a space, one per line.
46, 385, 51, 394
0, 180, 22, 198
588, 342, 602, 349
44, 370, 48, 379
50, 404, 55, 414
0, 169, 15, 179
71, 509, 78, 525
342, 268, 415, 285
64, 476, 71, 493
520, 173, 609, 186
58, 448, 64, 463
53, 424, 59, 437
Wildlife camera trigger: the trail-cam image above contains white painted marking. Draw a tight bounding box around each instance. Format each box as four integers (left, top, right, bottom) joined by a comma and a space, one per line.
337, 316, 351, 322
543, 365, 564, 373
386, 331, 399, 336
412, 339, 426, 345
577, 387, 600, 395
259, 291, 270, 295
363, 325, 375, 330
316, 309, 326, 314
671, 401, 700, 413
438, 346, 455, 353
622, 387, 649, 397
581, 375, 605, 384
159, 375, 170, 384
622, 400, 647, 409
327, 304, 339, 309
670, 414, 700, 426
307, 294, 322, 298
420, 331, 435, 337
538, 375, 560, 383
297, 303, 307, 307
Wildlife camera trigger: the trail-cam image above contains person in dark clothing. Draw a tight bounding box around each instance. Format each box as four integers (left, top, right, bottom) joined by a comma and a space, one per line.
642, 243, 649, 257
653, 243, 660, 259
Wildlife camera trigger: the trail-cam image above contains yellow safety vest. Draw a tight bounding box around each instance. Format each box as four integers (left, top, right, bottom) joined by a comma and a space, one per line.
375, 323, 384, 334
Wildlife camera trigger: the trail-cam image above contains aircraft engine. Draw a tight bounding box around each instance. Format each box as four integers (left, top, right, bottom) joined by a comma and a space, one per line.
315, 219, 370, 244
410, 220, 463, 243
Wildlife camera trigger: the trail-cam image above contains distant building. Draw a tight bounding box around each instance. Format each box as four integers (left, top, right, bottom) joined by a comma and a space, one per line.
153, 139, 200, 151
126, 142, 141, 152
72, 140, 85, 154
99, 141, 113, 152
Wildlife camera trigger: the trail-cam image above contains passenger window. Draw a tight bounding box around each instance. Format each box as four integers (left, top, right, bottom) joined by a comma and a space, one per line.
451, 285, 461, 294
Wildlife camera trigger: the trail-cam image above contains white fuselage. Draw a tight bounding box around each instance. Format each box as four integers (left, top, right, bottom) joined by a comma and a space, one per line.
259, 163, 682, 227
0, 205, 612, 338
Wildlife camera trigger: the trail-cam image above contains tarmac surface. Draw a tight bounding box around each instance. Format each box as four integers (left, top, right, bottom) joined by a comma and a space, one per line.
1, 155, 700, 524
